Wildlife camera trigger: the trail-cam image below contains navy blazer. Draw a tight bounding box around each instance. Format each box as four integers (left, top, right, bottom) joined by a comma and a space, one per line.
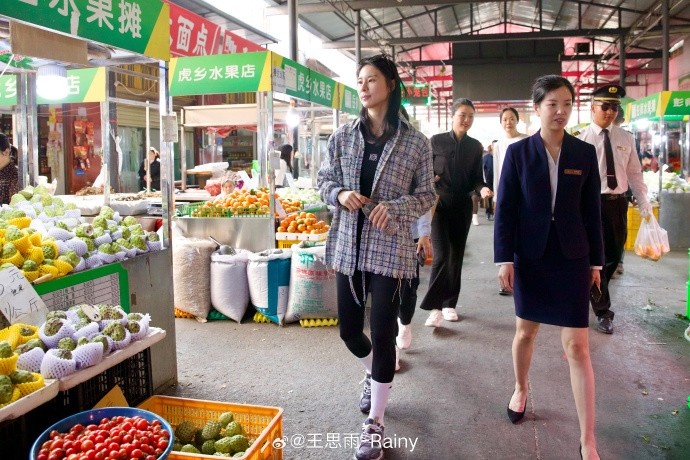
494, 131, 604, 266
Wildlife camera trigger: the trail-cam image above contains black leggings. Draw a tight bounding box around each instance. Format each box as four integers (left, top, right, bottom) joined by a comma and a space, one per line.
399, 239, 421, 325
336, 271, 403, 384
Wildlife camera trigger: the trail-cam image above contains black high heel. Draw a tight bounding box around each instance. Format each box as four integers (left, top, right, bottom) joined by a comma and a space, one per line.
506, 394, 526, 424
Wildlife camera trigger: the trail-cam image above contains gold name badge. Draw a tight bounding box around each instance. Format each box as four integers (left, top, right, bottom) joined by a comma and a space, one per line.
564, 169, 583, 175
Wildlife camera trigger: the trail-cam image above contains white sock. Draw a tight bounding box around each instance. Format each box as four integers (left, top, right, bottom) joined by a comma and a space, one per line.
358, 352, 372, 375
369, 379, 392, 425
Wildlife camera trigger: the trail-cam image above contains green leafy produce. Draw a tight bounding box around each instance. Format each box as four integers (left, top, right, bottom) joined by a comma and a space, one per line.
9, 369, 35, 384
147, 232, 159, 242
0, 340, 12, 358
120, 227, 131, 239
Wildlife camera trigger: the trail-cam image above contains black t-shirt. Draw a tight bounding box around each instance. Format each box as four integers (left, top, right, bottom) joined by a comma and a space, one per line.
360, 140, 384, 198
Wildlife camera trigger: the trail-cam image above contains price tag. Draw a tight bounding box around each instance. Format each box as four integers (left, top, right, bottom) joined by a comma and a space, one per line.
0, 266, 49, 326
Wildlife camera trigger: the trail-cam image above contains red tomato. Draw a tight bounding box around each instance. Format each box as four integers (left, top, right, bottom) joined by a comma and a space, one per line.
130, 449, 143, 459
134, 419, 149, 431
80, 439, 94, 452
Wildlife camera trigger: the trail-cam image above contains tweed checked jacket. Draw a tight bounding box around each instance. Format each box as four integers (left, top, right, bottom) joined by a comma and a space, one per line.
318, 117, 436, 279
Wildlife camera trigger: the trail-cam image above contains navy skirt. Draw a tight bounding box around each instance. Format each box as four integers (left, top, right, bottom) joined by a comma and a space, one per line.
513, 222, 591, 328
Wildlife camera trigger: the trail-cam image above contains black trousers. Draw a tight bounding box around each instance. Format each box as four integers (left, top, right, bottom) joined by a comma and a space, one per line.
399, 239, 421, 325
591, 197, 628, 319
336, 271, 403, 384
419, 198, 473, 311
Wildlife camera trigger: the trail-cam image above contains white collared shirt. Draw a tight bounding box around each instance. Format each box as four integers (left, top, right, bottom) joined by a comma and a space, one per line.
546, 149, 560, 214
577, 123, 649, 207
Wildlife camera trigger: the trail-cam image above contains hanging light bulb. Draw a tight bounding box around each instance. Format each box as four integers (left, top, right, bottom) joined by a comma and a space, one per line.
36, 64, 69, 100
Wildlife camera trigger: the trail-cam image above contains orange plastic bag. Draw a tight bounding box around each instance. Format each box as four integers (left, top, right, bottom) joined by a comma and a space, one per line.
634, 214, 670, 261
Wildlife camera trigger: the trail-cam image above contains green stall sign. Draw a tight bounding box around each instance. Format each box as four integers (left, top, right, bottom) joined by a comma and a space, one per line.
0, 75, 17, 106
629, 91, 690, 121
37, 67, 106, 104
0, 0, 170, 61
170, 51, 359, 112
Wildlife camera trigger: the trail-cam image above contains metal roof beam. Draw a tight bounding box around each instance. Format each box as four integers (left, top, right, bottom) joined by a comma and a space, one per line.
264, 1, 495, 15
322, 25, 690, 49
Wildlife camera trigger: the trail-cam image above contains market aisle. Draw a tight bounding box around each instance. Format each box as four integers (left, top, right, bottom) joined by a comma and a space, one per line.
169, 218, 690, 460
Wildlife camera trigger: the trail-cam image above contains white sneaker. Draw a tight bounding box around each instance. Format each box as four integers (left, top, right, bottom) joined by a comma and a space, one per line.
424, 310, 443, 327
396, 318, 412, 349
442, 307, 459, 322
472, 214, 479, 226
395, 346, 401, 372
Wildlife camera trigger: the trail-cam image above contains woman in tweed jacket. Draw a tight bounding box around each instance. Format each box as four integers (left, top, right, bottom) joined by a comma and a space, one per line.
318, 54, 435, 460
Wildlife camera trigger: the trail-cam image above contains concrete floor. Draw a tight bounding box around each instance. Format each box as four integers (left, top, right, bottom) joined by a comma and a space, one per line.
168, 216, 690, 460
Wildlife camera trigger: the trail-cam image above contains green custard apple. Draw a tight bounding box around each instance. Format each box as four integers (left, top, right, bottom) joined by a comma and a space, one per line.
0, 262, 13, 270
92, 227, 105, 238
91, 335, 109, 354
0, 375, 13, 403
98, 243, 118, 255
175, 421, 197, 444
19, 186, 34, 199
119, 227, 131, 239
218, 412, 234, 426
146, 232, 159, 242
127, 312, 144, 321
0, 340, 13, 358
201, 439, 217, 455
65, 202, 78, 211
54, 349, 73, 360
52, 197, 64, 207
76, 337, 90, 347
102, 321, 126, 341
10, 193, 27, 205
201, 420, 223, 441
98, 206, 115, 220
24, 338, 47, 351
19, 326, 35, 337
78, 237, 96, 252
41, 243, 57, 260
180, 445, 201, 454
21, 260, 38, 272
130, 235, 147, 251
75, 224, 94, 238
91, 216, 108, 230
7, 209, 26, 219
5, 225, 23, 242
57, 337, 77, 351
2, 242, 17, 258
122, 216, 138, 227
46, 310, 67, 321
9, 369, 35, 384
43, 317, 64, 336
55, 221, 69, 231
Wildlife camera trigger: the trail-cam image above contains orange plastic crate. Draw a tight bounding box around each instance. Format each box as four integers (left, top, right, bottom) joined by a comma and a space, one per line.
138, 395, 283, 460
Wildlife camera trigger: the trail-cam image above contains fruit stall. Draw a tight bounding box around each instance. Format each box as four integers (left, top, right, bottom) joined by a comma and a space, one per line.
627, 92, 690, 249
0, 2, 183, 457
169, 51, 359, 252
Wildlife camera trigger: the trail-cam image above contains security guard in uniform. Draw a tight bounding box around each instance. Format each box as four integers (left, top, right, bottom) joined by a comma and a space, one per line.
577, 85, 651, 334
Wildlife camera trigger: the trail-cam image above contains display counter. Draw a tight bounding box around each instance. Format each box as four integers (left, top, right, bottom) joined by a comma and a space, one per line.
174, 217, 273, 252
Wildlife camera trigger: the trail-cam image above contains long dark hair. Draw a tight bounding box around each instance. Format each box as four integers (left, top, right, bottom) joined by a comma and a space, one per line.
357, 54, 403, 145
500, 107, 519, 121
280, 144, 293, 173
0, 133, 9, 153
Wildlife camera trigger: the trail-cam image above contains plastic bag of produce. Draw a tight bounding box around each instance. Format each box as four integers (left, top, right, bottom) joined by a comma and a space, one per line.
173, 237, 216, 320
634, 214, 670, 261
210, 249, 251, 323
284, 243, 337, 323
247, 249, 292, 325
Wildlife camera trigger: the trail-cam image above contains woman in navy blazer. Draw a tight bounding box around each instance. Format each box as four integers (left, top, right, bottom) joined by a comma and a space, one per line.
494, 75, 604, 460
